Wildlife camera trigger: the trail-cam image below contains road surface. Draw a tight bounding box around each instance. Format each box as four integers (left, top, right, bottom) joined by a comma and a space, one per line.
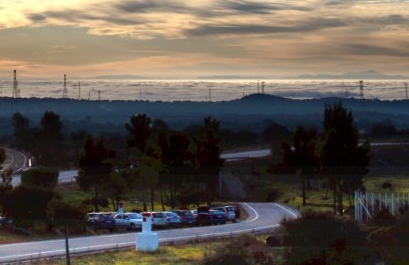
0, 147, 28, 174
0, 202, 299, 263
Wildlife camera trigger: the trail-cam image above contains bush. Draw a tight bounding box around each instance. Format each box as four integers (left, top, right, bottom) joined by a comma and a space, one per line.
279, 210, 377, 265
381, 181, 393, 189
202, 234, 274, 265
373, 208, 396, 226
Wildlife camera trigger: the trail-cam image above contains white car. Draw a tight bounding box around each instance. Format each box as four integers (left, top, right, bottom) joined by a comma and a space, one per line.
141, 212, 169, 228
113, 212, 143, 230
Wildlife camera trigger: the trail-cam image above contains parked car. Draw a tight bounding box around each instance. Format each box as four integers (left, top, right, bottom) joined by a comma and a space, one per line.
85, 212, 116, 231
113, 212, 143, 230
141, 212, 169, 228
171, 210, 195, 225
196, 209, 227, 225
163, 211, 182, 227
209, 210, 227, 225
212, 206, 237, 222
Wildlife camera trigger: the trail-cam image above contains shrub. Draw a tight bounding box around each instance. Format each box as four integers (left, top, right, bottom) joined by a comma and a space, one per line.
279, 210, 377, 265
381, 181, 393, 189
202, 234, 274, 265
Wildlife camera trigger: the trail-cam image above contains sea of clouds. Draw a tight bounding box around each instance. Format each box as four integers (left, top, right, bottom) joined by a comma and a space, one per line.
0, 79, 408, 102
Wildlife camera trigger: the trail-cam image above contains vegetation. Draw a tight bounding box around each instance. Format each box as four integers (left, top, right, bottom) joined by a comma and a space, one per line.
1, 99, 409, 264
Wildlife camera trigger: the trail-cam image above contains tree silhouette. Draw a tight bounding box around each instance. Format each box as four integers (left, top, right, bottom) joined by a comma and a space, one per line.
77, 136, 115, 212
321, 102, 369, 215
194, 117, 224, 206
156, 131, 195, 208
12, 112, 32, 151
37, 111, 65, 166
0, 168, 13, 215
125, 113, 152, 154
281, 126, 320, 206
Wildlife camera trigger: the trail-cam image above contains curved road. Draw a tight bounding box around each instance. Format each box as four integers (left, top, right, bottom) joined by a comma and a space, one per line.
0, 202, 299, 263
0, 147, 28, 174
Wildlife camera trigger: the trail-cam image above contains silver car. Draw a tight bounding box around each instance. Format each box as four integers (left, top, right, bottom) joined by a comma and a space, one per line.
163, 211, 182, 227
113, 212, 143, 230
211, 206, 237, 222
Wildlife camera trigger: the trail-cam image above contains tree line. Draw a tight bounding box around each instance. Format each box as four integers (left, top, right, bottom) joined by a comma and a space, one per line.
0, 112, 224, 229
275, 102, 370, 215
0, 101, 370, 229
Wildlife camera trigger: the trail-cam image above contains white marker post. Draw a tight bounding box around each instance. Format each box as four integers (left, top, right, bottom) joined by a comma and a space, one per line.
135, 213, 158, 251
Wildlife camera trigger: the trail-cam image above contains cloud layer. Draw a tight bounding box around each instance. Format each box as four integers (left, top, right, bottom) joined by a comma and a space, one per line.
0, 0, 408, 78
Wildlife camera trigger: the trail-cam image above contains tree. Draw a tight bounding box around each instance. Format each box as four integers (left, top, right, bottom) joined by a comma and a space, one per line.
3, 185, 59, 227
137, 156, 163, 211
0, 168, 13, 215
156, 131, 195, 208
194, 117, 224, 206
321, 102, 369, 215
76, 136, 115, 212
0, 148, 5, 165
37, 111, 65, 166
12, 112, 32, 151
125, 113, 152, 154
262, 120, 291, 143
281, 126, 320, 206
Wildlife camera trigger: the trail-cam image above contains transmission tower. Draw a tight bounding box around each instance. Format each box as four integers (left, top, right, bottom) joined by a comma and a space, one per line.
78, 81, 81, 100
359, 80, 364, 99
63, 74, 67, 98
12, 70, 19, 98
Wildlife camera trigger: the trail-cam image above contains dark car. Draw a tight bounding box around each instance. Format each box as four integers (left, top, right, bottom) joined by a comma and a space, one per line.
209, 210, 227, 225
196, 209, 226, 225
86, 212, 116, 232
171, 210, 195, 225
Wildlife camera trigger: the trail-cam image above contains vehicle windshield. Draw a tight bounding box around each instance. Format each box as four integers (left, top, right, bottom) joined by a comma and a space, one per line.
127, 213, 141, 219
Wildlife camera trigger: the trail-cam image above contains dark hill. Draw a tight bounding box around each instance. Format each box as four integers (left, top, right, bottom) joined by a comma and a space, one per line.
1, 94, 409, 135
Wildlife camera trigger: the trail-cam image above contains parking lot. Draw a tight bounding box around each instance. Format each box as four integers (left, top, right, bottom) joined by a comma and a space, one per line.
85, 205, 241, 233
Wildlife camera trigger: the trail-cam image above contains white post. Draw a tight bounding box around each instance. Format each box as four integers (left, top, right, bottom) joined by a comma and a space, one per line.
365, 192, 369, 221
392, 193, 395, 215
135, 213, 158, 251
354, 191, 357, 221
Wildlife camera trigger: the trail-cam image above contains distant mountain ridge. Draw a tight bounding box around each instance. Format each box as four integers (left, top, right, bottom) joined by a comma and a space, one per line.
294, 70, 408, 80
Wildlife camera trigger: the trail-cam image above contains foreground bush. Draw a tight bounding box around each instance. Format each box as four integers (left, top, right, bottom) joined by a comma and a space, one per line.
202, 234, 276, 265
279, 210, 379, 265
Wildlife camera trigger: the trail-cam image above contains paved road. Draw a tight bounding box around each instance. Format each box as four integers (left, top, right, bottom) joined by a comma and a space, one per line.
0, 202, 299, 263
0, 147, 28, 174
9, 149, 273, 186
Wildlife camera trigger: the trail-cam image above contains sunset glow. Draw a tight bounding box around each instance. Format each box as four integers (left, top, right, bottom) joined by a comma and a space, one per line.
0, 0, 408, 78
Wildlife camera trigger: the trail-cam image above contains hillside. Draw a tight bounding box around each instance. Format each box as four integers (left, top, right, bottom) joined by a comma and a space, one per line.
1, 94, 409, 135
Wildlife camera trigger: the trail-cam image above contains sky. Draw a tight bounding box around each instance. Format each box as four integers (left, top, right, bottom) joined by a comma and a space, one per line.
0, 0, 408, 79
